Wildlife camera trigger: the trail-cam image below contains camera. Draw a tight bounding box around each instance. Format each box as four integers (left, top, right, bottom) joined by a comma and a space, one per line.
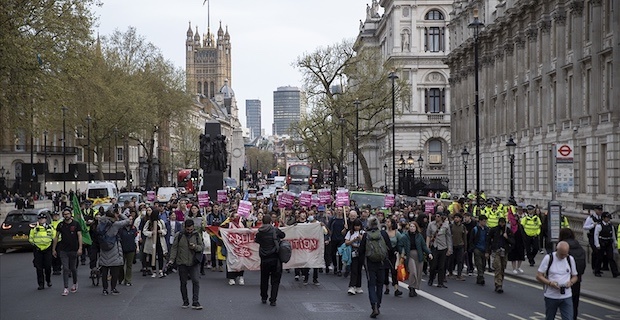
559, 286, 566, 294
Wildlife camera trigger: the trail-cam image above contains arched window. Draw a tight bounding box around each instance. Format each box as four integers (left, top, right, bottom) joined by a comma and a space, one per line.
428, 140, 443, 164
425, 10, 444, 20
424, 9, 445, 52
210, 82, 215, 98
204, 82, 208, 97
197, 81, 202, 94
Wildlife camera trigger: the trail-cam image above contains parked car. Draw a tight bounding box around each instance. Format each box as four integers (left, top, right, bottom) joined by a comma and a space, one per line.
118, 192, 144, 205
0, 208, 53, 253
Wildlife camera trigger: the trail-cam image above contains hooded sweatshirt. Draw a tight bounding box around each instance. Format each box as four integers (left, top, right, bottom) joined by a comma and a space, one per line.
255, 224, 285, 261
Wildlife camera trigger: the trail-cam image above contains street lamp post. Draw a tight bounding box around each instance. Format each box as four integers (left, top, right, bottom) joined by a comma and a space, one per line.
398, 154, 405, 194
339, 114, 345, 187
506, 136, 517, 199
61, 106, 68, 192
383, 163, 388, 193
43, 130, 48, 173
469, 8, 484, 205
407, 152, 414, 196
114, 127, 118, 188
417, 155, 424, 180
86, 115, 91, 181
354, 99, 360, 188
388, 71, 398, 195
461, 147, 470, 197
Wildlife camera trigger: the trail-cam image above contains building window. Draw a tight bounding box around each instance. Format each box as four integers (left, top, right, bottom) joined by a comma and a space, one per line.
197, 81, 202, 94
425, 88, 445, 113
77, 147, 83, 162
428, 139, 442, 164
425, 10, 444, 20
204, 82, 208, 97
425, 27, 444, 52
599, 144, 607, 194
15, 129, 26, 151
116, 147, 123, 162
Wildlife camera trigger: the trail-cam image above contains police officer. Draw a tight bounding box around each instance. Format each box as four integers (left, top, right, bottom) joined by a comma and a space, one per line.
593, 212, 619, 277
29, 212, 56, 289
583, 205, 603, 274
520, 205, 542, 267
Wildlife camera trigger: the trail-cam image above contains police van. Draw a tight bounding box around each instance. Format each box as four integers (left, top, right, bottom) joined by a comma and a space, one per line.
86, 181, 118, 204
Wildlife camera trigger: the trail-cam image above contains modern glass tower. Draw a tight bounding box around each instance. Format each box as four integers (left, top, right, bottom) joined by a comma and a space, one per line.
245, 99, 261, 139
273, 86, 306, 136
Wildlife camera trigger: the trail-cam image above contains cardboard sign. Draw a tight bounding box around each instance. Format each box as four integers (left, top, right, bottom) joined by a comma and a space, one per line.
425, 200, 435, 214
198, 191, 210, 207
147, 191, 155, 202
299, 191, 312, 207
384, 194, 395, 207
318, 189, 331, 205
217, 190, 228, 203
237, 200, 252, 218
336, 189, 350, 207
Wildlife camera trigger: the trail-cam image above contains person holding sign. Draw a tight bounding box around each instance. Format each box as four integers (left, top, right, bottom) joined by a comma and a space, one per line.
222, 212, 247, 285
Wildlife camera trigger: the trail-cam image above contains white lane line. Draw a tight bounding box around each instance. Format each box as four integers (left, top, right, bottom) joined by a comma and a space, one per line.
478, 301, 496, 309
507, 313, 527, 320
453, 291, 468, 298
398, 281, 486, 320
500, 274, 620, 312
581, 314, 603, 320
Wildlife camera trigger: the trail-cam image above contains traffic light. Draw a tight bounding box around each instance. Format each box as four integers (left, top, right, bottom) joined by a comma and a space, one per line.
240, 168, 246, 180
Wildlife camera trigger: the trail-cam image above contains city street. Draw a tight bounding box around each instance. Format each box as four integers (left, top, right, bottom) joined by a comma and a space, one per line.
1, 249, 618, 320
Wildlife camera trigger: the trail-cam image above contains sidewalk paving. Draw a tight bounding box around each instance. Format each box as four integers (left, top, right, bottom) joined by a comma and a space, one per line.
502, 253, 620, 307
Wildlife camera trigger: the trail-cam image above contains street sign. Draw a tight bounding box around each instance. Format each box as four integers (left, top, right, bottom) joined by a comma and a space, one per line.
548, 200, 561, 243
555, 143, 574, 193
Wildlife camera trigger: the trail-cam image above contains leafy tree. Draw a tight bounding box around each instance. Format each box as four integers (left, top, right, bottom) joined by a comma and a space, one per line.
245, 147, 275, 176
292, 40, 407, 190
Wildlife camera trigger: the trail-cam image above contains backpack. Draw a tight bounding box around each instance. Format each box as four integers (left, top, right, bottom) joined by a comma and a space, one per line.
567, 240, 586, 275
272, 228, 291, 263
544, 253, 574, 278
97, 220, 117, 251
365, 229, 388, 262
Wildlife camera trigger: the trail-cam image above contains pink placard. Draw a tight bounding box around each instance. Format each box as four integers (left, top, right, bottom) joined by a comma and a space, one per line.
425, 200, 436, 214
198, 191, 210, 207
147, 191, 155, 202
280, 192, 296, 209
318, 189, 331, 205
384, 194, 395, 207
311, 195, 320, 207
299, 191, 312, 207
335, 189, 350, 207
237, 200, 252, 218
217, 190, 228, 203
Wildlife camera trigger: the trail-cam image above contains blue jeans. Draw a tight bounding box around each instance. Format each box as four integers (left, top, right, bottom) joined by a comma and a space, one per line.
366, 262, 385, 307
545, 297, 573, 320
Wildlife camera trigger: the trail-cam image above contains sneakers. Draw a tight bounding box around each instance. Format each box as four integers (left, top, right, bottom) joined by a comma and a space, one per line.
102, 289, 109, 296
151, 272, 157, 278
111, 289, 120, 295
182, 302, 190, 309
303, 279, 308, 285
62, 288, 69, 296
512, 269, 519, 274
294, 275, 299, 281
228, 279, 236, 286
238, 276, 245, 285
517, 268, 524, 274
125, 282, 132, 286
270, 301, 277, 306
192, 302, 203, 310
38, 285, 44, 290
347, 287, 356, 295
158, 271, 165, 278
47, 281, 52, 287
70, 283, 78, 293
313, 279, 320, 286
355, 287, 364, 294
394, 289, 403, 296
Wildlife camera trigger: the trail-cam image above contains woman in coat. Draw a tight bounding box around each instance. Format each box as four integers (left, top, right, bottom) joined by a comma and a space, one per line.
401, 221, 433, 297
98, 210, 131, 295
143, 208, 168, 278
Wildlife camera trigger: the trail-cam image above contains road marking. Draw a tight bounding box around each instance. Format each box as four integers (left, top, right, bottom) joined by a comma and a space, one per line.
398, 281, 486, 320
581, 314, 603, 320
499, 274, 620, 312
478, 301, 496, 309
453, 291, 468, 298
507, 313, 527, 320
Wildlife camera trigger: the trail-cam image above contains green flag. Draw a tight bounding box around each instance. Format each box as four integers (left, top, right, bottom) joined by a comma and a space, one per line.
72, 195, 92, 245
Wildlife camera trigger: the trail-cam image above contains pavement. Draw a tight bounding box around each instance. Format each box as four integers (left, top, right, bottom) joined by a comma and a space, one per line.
501, 250, 620, 307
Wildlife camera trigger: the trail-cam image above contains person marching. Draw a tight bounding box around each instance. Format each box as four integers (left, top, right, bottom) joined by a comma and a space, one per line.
50, 211, 63, 275
29, 212, 56, 290
521, 205, 542, 267
52, 208, 83, 296
593, 212, 619, 278
255, 214, 286, 306
169, 219, 204, 310
487, 217, 514, 293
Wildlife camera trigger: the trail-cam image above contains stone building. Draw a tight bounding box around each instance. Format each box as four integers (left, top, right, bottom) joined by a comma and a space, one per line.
355, 0, 454, 193
446, 0, 619, 209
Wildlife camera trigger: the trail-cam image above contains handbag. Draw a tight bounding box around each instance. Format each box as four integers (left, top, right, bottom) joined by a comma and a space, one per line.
396, 257, 409, 282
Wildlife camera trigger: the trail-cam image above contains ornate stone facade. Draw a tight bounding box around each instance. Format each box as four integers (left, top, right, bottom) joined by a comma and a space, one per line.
355, 0, 453, 192
446, 0, 619, 209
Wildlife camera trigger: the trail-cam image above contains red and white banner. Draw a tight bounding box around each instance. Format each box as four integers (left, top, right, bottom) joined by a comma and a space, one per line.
219, 223, 325, 271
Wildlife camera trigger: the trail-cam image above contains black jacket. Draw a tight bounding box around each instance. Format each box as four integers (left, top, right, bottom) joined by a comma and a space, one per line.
255, 224, 286, 261
486, 224, 514, 253
358, 228, 394, 269
119, 225, 138, 253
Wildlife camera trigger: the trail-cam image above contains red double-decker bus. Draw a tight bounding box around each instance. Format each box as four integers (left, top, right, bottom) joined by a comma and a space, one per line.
177, 169, 196, 194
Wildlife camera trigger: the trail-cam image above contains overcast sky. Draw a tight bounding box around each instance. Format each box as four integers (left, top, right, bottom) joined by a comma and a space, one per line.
95, 0, 367, 135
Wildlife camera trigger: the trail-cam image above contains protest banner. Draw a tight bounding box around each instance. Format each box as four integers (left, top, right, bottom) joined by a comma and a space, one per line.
217, 190, 228, 203
425, 199, 436, 214
147, 190, 155, 202
299, 191, 312, 207
197, 191, 210, 207
384, 194, 395, 207
335, 189, 350, 207
219, 223, 325, 271
318, 189, 331, 205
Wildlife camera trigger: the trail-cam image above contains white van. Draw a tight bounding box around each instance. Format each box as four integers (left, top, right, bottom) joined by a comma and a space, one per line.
156, 187, 177, 203
86, 181, 118, 204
